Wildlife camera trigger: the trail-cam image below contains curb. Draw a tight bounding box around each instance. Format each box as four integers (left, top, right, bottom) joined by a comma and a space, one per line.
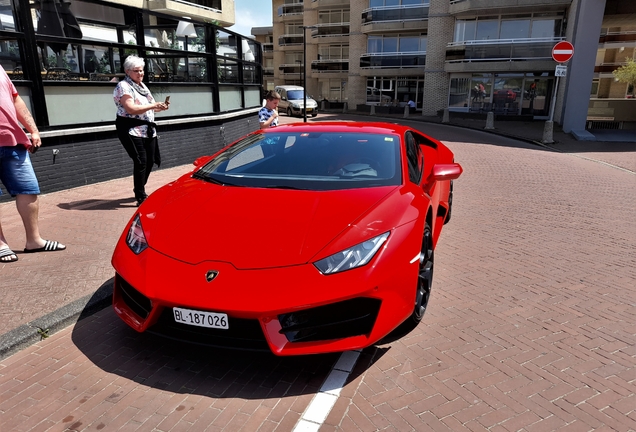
0, 279, 114, 361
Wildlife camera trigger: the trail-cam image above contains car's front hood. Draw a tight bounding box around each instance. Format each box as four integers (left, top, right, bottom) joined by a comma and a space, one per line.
140, 178, 399, 269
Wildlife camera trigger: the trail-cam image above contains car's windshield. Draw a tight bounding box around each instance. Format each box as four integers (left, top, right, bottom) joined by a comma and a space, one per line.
196, 131, 402, 191
286, 90, 305, 100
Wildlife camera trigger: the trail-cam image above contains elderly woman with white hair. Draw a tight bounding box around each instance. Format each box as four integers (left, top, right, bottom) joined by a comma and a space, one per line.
113, 55, 170, 206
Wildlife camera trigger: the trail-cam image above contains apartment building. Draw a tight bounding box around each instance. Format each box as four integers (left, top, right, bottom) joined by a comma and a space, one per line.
269, 0, 636, 132
0, 0, 264, 199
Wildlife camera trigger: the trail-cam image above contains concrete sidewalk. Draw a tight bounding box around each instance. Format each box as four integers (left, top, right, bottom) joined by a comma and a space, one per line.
0, 111, 633, 360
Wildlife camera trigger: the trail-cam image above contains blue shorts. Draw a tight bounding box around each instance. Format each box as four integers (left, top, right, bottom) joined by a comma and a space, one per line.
0, 145, 41, 196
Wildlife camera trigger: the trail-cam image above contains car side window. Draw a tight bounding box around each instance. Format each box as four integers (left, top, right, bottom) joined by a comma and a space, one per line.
405, 132, 423, 184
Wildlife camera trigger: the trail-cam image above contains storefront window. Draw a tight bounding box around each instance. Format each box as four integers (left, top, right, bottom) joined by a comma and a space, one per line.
449, 77, 471, 109
366, 76, 423, 106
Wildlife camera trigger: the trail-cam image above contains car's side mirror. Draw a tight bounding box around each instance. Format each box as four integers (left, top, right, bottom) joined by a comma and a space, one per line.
282, 97, 287, 101
426, 163, 463, 188
193, 156, 212, 167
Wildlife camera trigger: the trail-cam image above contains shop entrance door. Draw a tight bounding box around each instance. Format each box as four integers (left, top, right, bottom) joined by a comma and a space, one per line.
522, 78, 554, 118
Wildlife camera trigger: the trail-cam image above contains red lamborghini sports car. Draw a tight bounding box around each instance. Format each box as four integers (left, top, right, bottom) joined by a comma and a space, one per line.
112, 122, 462, 356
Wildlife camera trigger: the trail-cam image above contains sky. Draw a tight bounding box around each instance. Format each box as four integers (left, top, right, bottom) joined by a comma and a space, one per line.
227, 0, 274, 37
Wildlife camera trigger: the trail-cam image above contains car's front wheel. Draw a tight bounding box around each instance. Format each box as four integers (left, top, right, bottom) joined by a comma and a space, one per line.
287, 107, 293, 117
444, 180, 454, 224
412, 222, 434, 324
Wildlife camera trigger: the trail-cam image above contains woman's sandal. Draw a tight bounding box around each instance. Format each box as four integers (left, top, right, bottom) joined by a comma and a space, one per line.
0, 247, 18, 262
23, 240, 66, 254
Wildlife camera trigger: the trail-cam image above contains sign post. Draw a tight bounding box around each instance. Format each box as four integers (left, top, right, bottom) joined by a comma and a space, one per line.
548, 41, 574, 122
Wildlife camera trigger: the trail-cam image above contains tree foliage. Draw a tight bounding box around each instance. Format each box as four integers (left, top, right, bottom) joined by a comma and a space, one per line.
612, 57, 636, 95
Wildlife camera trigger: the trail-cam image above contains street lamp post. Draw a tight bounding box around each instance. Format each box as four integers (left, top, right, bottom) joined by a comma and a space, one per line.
303, 27, 307, 123
301, 25, 317, 123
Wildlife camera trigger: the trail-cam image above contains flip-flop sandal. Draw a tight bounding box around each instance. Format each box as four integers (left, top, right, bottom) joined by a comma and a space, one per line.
0, 247, 18, 262
23, 240, 66, 253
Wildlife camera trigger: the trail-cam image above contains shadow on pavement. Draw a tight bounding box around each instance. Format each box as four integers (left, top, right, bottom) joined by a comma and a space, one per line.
58, 197, 137, 211
71, 288, 389, 398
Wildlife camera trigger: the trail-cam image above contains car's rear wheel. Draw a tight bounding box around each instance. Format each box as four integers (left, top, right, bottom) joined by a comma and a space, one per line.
287, 107, 293, 117
412, 222, 434, 324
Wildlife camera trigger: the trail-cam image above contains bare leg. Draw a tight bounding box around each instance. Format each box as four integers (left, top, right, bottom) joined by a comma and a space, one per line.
16, 194, 46, 250
0, 214, 18, 262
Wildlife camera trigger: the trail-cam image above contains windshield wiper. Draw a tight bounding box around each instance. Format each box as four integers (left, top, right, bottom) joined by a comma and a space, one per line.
192, 172, 242, 187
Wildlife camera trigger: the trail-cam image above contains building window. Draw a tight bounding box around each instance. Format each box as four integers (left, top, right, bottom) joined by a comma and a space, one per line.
591, 79, 599, 97
318, 10, 350, 24
368, 34, 426, 53
454, 13, 564, 43
366, 77, 423, 107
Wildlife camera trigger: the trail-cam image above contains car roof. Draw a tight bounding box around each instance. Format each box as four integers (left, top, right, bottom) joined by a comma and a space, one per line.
263, 121, 408, 135
275, 85, 304, 90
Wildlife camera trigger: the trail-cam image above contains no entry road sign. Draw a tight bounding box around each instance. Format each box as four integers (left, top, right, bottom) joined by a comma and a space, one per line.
552, 41, 574, 63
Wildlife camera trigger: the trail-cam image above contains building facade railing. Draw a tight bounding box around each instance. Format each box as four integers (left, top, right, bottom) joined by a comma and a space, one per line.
311, 59, 349, 72
599, 31, 636, 44
446, 37, 563, 62
278, 34, 304, 45
311, 23, 350, 38
278, 3, 304, 16
361, 4, 430, 25
278, 63, 303, 75
0, 0, 262, 130
171, 0, 223, 13
360, 52, 426, 69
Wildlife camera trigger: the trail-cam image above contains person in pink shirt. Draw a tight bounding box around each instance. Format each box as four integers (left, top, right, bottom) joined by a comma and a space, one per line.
0, 65, 66, 263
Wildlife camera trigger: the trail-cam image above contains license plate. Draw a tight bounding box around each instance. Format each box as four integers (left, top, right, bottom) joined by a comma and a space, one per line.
173, 307, 229, 329
306, 108, 313, 113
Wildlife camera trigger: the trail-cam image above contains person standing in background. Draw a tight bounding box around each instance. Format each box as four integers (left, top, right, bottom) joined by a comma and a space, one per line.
259, 90, 280, 129
113, 55, 169, 207
0, 65, 66, 263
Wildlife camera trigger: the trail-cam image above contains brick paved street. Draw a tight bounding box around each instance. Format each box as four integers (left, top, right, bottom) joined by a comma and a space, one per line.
0, 114, 634, 431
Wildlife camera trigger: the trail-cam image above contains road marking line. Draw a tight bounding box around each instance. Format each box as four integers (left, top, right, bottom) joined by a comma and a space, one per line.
292, 350, 361, 431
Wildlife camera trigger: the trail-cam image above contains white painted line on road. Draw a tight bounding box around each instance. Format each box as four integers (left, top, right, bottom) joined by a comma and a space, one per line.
292, 349, 362, 431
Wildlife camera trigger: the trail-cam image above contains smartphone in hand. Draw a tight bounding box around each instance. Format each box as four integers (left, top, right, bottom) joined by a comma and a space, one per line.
164, 96, 170, 104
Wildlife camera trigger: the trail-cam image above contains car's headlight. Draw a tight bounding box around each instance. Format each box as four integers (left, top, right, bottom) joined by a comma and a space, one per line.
126, 214, 148, 254
291, 102, 300, 108
314, 232, 390, 275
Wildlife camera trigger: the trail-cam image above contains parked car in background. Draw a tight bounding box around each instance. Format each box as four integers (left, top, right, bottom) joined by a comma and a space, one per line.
275, 85, 318, 117
111, 122, 462, 356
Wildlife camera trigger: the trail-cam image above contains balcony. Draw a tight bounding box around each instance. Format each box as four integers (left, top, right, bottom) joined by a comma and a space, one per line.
599, 31, 636, 48
448, 0, 572, 16
147, 0, 234, 27
446, 38, 562, 62
263, 67, 275, 77
594, 62, 629, 74
278, 34, 304, 46
362, 4, 429, 24
310, 0, 349, 8
362, 5, 429, 33
278, 3, 304, 16
311, 23, 350, 38
279, 64, 303, 76
311, 59, 349, 73
360, 52, 426, 69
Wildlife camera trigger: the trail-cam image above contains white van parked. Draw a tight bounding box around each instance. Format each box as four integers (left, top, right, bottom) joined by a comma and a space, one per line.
275, 85, 318, 117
